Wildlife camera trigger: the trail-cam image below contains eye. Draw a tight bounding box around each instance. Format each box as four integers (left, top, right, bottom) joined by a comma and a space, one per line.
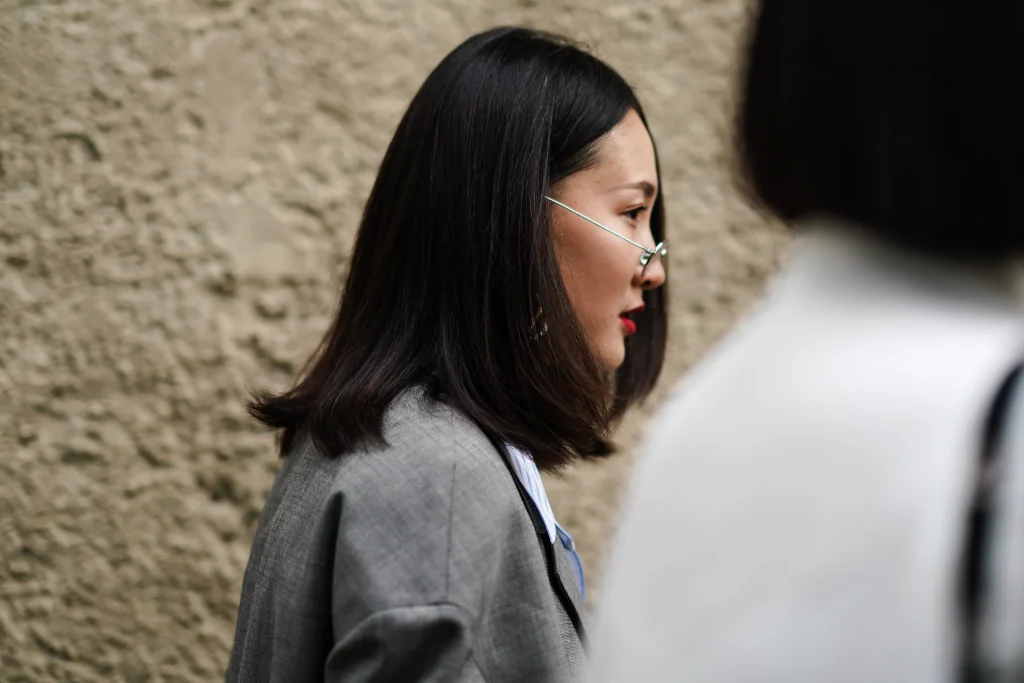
624, 206, 648, 222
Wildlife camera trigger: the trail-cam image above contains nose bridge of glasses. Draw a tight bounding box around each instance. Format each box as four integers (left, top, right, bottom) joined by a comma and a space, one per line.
641, 244, 670, 279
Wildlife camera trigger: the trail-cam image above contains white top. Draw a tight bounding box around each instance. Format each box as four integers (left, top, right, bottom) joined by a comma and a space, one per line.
589, 222, 1024, 683
506, 443, 560, 544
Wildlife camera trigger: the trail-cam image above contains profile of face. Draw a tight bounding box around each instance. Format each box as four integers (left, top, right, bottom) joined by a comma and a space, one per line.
550, 110, 666, 371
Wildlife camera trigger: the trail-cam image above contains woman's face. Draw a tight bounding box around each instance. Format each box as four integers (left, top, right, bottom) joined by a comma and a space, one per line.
551, 110, 666, 371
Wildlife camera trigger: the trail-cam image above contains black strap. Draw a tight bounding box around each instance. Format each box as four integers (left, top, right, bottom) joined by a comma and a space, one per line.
958, 364, 1024, 682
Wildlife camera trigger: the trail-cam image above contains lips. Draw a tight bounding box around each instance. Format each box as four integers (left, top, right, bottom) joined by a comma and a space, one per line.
619, 304, 644, 336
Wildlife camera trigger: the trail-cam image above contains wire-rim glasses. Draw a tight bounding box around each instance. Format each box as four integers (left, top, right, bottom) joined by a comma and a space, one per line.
544, 196, 667, 276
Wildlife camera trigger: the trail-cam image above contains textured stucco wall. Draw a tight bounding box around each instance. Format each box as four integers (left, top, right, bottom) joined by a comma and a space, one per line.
1, 0, 785, 680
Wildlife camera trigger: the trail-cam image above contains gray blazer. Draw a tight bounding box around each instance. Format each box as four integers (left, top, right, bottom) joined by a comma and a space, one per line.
226, 388, 586, 682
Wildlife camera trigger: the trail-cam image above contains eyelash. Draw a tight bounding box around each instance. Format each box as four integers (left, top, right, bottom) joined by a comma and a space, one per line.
624, 206, 648, 222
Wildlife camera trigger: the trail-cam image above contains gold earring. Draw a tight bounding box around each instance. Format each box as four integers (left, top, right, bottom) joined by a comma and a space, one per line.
529, 306, 548, 339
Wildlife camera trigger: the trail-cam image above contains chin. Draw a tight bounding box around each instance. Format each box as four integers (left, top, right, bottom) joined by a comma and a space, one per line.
600, 342, 627, 372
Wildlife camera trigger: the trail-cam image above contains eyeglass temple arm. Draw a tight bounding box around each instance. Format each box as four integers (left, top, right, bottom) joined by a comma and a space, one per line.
544, 196, 655, 254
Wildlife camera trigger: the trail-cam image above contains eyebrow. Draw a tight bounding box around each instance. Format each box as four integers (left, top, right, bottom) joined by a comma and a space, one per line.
614, 181, 658, 199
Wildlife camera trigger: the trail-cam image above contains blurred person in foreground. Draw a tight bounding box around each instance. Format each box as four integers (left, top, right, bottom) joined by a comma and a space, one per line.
225, 26, 669, 683
590, 1, 1024, 682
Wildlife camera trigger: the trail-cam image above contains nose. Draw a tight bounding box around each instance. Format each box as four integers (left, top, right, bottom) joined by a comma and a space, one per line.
635, 251, 666, 291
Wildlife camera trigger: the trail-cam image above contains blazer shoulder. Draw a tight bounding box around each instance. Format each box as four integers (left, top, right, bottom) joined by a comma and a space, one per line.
299, 390, 535, 615
323, 389, 522, 519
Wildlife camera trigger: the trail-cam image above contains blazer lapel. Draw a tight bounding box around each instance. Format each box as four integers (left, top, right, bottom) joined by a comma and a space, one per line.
551, 532, 585, 616
486, 437, 587, 641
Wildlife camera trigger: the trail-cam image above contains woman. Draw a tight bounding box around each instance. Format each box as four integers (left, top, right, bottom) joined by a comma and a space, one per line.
225, 26, 668, 683
590, 1, 1024, 682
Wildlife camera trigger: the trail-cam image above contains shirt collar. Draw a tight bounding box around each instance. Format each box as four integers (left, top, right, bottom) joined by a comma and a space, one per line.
505, 444, 559, 545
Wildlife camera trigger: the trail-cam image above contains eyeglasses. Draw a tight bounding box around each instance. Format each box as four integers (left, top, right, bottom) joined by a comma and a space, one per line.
545, 196, 668, 276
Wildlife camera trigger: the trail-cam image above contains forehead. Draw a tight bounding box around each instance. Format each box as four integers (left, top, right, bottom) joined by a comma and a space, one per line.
586, 110, 658, 194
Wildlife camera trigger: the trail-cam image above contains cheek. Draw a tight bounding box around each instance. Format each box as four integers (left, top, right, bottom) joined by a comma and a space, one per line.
555, 228, 634, 370
556, 232, 633, 320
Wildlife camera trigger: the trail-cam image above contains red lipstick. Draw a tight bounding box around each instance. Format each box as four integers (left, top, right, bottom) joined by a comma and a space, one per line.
620, 304, 643, 336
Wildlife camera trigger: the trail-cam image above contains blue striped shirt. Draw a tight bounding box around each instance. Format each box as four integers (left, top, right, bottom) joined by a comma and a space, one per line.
506, 444, 585, 601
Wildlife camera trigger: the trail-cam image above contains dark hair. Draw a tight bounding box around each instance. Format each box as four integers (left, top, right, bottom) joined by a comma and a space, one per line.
738, 0, 1024, 258
248, 27, 668, 471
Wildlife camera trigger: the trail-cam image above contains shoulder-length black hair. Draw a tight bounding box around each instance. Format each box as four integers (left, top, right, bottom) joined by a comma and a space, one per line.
249, 26, 668, 471
738, 0, 1024, 258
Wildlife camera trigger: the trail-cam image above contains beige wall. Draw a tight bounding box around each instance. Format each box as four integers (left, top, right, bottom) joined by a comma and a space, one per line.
1, 0, 785, 679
